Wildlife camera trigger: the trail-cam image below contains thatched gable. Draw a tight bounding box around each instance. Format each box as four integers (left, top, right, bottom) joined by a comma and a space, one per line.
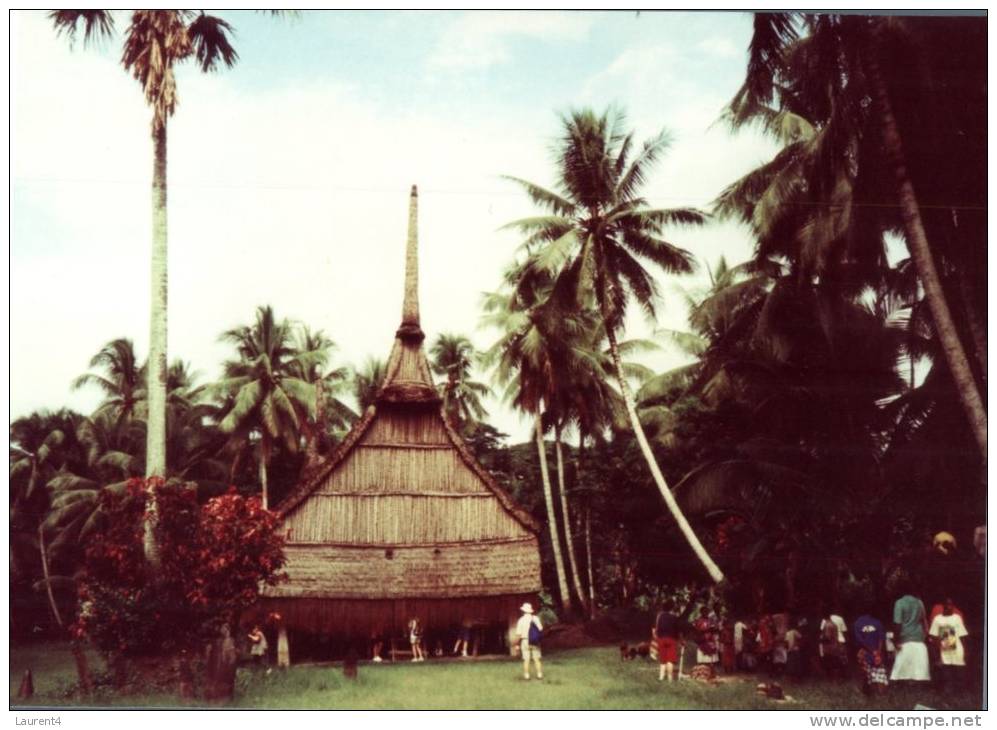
262, 187, 541, 637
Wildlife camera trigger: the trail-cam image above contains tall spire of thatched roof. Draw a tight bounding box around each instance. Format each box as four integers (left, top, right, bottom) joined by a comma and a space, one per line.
397, 185, 424, 343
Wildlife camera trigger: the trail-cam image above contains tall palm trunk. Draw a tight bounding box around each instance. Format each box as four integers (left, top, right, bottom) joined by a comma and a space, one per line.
579, 436, 597, 619
38, 525, 64, 629
301, 380, 325, 477
71, 642, 93, 695
603, 322, 725, 584
535, 412, 572, 614
957, 270, 987, 380
446, 373, 458, 426
41, 520, 92, 693
865, 36, 988, 470
584, 504, 596, 620
259, 432, 271, 511
259, 456, 269, 511
554, 425, 588, 613
143, 121, 169, 568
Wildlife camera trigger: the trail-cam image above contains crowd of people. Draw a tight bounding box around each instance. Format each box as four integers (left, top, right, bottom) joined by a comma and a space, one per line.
238, 585, 971, 696
650, 585, 971, 696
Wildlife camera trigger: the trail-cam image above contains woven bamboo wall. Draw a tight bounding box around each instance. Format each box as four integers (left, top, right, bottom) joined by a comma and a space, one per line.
253, 594, 532, 636
316, 444, 489, 494
361, 408, 448, 445
283, 493, 529, 543
263, 539, 541, 599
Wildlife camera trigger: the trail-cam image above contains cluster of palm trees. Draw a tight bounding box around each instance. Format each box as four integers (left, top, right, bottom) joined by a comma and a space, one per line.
485, 13, 985, 611
717, 14, 986, 469
675, 13, 985, 604
10, 308, 495, 633
482, 107, 723, 616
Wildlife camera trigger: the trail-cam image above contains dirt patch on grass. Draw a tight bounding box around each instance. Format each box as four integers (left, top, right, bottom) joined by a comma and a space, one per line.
543, 609, 654, 650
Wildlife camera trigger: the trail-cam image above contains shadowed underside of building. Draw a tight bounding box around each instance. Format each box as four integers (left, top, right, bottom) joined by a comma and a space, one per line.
258, 186, 542, 659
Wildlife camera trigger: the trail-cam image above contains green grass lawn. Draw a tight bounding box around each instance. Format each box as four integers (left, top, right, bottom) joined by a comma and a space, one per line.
10, 641, 983, 710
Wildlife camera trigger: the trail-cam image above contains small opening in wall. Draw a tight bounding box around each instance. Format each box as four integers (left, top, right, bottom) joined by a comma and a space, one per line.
385, 549, 394, 559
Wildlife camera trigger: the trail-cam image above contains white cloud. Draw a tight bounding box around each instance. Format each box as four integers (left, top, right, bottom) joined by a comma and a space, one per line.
697, 36, 741, 59
427, 11, 594, 72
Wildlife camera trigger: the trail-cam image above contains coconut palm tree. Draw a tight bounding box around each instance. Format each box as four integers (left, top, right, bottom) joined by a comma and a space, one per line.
429, 333, 491, 432
724, 13, 987, 470
51, 9, 243, 566
215, 306, 317, 510
10, 411, 81, 627
288, 327, 357, 475
503, 108, 724, 583
353, 357, 387, 413
636, 243, 909, 602
10, 413, 72, 512
636, 256, 784, 441
41, 411, 143, 564
483, 280, 590, 615
72, 338, 145, 431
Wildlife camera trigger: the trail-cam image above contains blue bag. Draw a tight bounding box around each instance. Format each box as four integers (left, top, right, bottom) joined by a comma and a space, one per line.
528, 618, 543, 647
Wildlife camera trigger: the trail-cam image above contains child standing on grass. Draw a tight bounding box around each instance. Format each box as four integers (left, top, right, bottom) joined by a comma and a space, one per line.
453, 618, 473, 657
408, 618, 425, 662
248, 625, 268, 667
733, 616, 748, 670
742, 621, 759, 672
820, 610, 848, 679
853, 612, 888, 695
720, 619, 736, 674
785, 621, 803, 679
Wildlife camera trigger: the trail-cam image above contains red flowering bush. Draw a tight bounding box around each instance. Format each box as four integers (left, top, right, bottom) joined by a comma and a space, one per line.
73, 478, 286, 659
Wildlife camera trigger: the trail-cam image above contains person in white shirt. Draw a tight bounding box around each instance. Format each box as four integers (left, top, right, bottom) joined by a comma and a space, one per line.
515, 602, 543, 680
819, 611, 849, 678
928, 597, 969, 690
733, 617, 747, 670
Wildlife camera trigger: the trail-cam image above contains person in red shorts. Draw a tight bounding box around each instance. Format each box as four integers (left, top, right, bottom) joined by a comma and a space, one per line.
653, 599, 682, 682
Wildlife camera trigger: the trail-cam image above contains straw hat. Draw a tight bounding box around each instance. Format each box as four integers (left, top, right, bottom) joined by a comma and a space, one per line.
520, 602, 534, 614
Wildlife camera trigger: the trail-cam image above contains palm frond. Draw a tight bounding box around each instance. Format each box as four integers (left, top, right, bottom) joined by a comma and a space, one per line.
712, 142, 806, 223
187, 13, 239, 72
725, 12, 800, 127
501, 176, 575, 216
654, 328, 708, 358
50, 10, 115, 45
623, 207, 709, 229
636, 363, 702, 404
219, 380, 263, 433
615, 128, 672, 200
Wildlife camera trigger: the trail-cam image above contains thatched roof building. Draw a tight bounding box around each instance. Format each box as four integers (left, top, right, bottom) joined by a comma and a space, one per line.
260, 186, 541, 650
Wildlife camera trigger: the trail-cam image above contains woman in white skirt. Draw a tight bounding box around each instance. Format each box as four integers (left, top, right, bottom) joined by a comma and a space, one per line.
890, 590, 931, 683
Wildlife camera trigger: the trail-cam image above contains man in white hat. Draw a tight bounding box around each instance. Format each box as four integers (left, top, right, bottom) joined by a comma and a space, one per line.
515, 602, 544, 680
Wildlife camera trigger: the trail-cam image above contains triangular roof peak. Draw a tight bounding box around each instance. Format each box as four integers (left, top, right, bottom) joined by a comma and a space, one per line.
275, 188, 540, 536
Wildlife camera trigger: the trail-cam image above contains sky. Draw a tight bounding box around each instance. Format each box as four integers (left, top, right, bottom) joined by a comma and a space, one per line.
10, 10, 778, 443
